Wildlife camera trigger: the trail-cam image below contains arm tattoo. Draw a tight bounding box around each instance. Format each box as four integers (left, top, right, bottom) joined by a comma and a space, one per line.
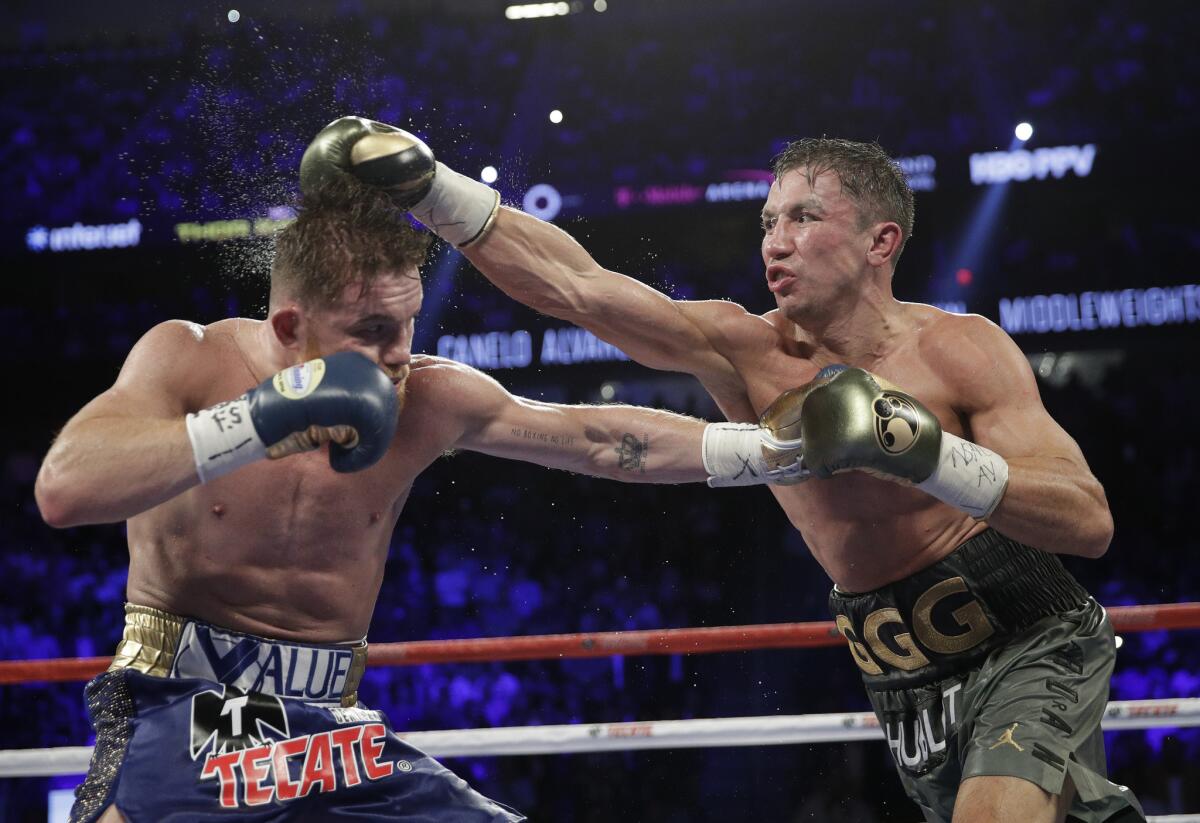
614, 433, 649, 473
511, 427, 577, 448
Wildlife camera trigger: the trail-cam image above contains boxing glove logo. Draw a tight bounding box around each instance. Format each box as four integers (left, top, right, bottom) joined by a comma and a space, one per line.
273, 359, 327, 400
873, 393, 922, 455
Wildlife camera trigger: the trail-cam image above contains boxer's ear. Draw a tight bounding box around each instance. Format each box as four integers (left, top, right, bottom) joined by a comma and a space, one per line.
270, 305, 303, 351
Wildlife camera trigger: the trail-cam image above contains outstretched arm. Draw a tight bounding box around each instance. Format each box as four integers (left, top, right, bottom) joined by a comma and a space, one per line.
299, 118, 766, 392
462, 206, 748, 386
417, 359, 805, 486
468, 394, 709, 485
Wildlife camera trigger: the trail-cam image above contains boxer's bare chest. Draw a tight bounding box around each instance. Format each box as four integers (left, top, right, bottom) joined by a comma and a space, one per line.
152, 334, 416, 548
732, 319, 984, 591
125, 330, 444, 640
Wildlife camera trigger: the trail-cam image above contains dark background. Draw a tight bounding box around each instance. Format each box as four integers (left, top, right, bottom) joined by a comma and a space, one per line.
1, 0, 1198, 819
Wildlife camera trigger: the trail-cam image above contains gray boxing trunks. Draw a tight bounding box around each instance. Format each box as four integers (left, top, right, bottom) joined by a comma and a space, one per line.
829, 529, 1144, 822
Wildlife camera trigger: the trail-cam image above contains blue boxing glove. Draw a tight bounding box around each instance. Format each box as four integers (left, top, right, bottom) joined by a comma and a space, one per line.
185, 351, 398, 482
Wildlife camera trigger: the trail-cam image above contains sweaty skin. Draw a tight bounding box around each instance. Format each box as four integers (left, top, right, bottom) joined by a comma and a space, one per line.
35, 269, 710, 643
458, 166, 1113, 593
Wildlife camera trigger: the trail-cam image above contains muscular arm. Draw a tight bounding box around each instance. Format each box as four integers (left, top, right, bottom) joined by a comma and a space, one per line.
463, 207, 756, 393
304, 122, 763, 413
932, 317, 1113, 557
35, 321, 207, 527
422, 359, 708, 483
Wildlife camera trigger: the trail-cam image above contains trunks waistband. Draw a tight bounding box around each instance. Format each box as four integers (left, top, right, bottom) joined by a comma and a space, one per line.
828, 529, 1091, 691
108, 604, 368, 707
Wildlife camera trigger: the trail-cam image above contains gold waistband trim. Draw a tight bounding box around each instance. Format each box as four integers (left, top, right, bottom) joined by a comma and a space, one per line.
109, 604, 186, 677
109, 604, 368, 708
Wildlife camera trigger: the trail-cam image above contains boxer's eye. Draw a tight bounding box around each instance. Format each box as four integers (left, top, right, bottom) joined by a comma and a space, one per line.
353, 320, 394, 341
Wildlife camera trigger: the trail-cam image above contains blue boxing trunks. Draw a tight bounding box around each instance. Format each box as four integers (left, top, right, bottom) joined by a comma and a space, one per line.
70, 604, 525, 822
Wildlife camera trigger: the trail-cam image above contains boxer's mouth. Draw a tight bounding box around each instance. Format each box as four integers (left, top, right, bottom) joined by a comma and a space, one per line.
766, 264, 796, 293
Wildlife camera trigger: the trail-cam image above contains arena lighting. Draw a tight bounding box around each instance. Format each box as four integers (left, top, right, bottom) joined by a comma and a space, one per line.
998, 283, 1200, 335
548, 109, 564, 124
894, 154, 937, 191
1014, 121, 1034, 141
523, 183, 563, 220
26, 219, 142, 252
410, 246, 466, 358
504, 2, 572, 20
934, 131, 1028, 302
969, 143, 1096, 185
435, 326, 628, 369
226, 9, 240, 22
594, 0, 608, 10
936, 172, 1010, 303
480, 165, 499, 183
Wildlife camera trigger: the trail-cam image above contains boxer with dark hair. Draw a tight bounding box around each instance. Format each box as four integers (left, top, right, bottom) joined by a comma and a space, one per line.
35, 176, 808, 821
315, 117, 1146, 823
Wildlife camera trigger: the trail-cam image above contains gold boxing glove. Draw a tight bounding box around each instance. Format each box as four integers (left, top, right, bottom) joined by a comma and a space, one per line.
800, 366, 1009, 518
701, 373, 839, 488
300, 116, 500, 248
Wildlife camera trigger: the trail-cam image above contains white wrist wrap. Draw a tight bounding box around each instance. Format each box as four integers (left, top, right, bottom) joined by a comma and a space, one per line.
185, 396, 267, 484
702, 423, 766, 488
917, 432, 1009, 519
410, 161, 501, 248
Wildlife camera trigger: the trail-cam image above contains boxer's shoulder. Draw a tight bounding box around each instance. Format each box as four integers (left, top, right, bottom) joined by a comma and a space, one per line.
405, 353, 477, 385
120, 318, 260, 410
134, 317, 209, 351
404, 353, 568, 432
911, 307, 1028, 387
885, 305, 1037, 419
689, 299, 776, 344
132, 316, 259, 360
673, 302, 787, 375
910, 304, 1007, 357
399, 355, 499, 419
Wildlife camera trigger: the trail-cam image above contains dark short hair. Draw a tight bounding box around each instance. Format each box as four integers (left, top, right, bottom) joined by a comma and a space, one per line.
772, 138, 914, 260
271, 174, 431, 307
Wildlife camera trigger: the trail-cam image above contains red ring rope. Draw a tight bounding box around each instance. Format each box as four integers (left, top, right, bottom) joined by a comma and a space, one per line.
1, 602, 1197, 686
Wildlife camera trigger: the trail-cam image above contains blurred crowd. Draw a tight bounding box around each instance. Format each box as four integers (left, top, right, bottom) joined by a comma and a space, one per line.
4, 1, 1196, 230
